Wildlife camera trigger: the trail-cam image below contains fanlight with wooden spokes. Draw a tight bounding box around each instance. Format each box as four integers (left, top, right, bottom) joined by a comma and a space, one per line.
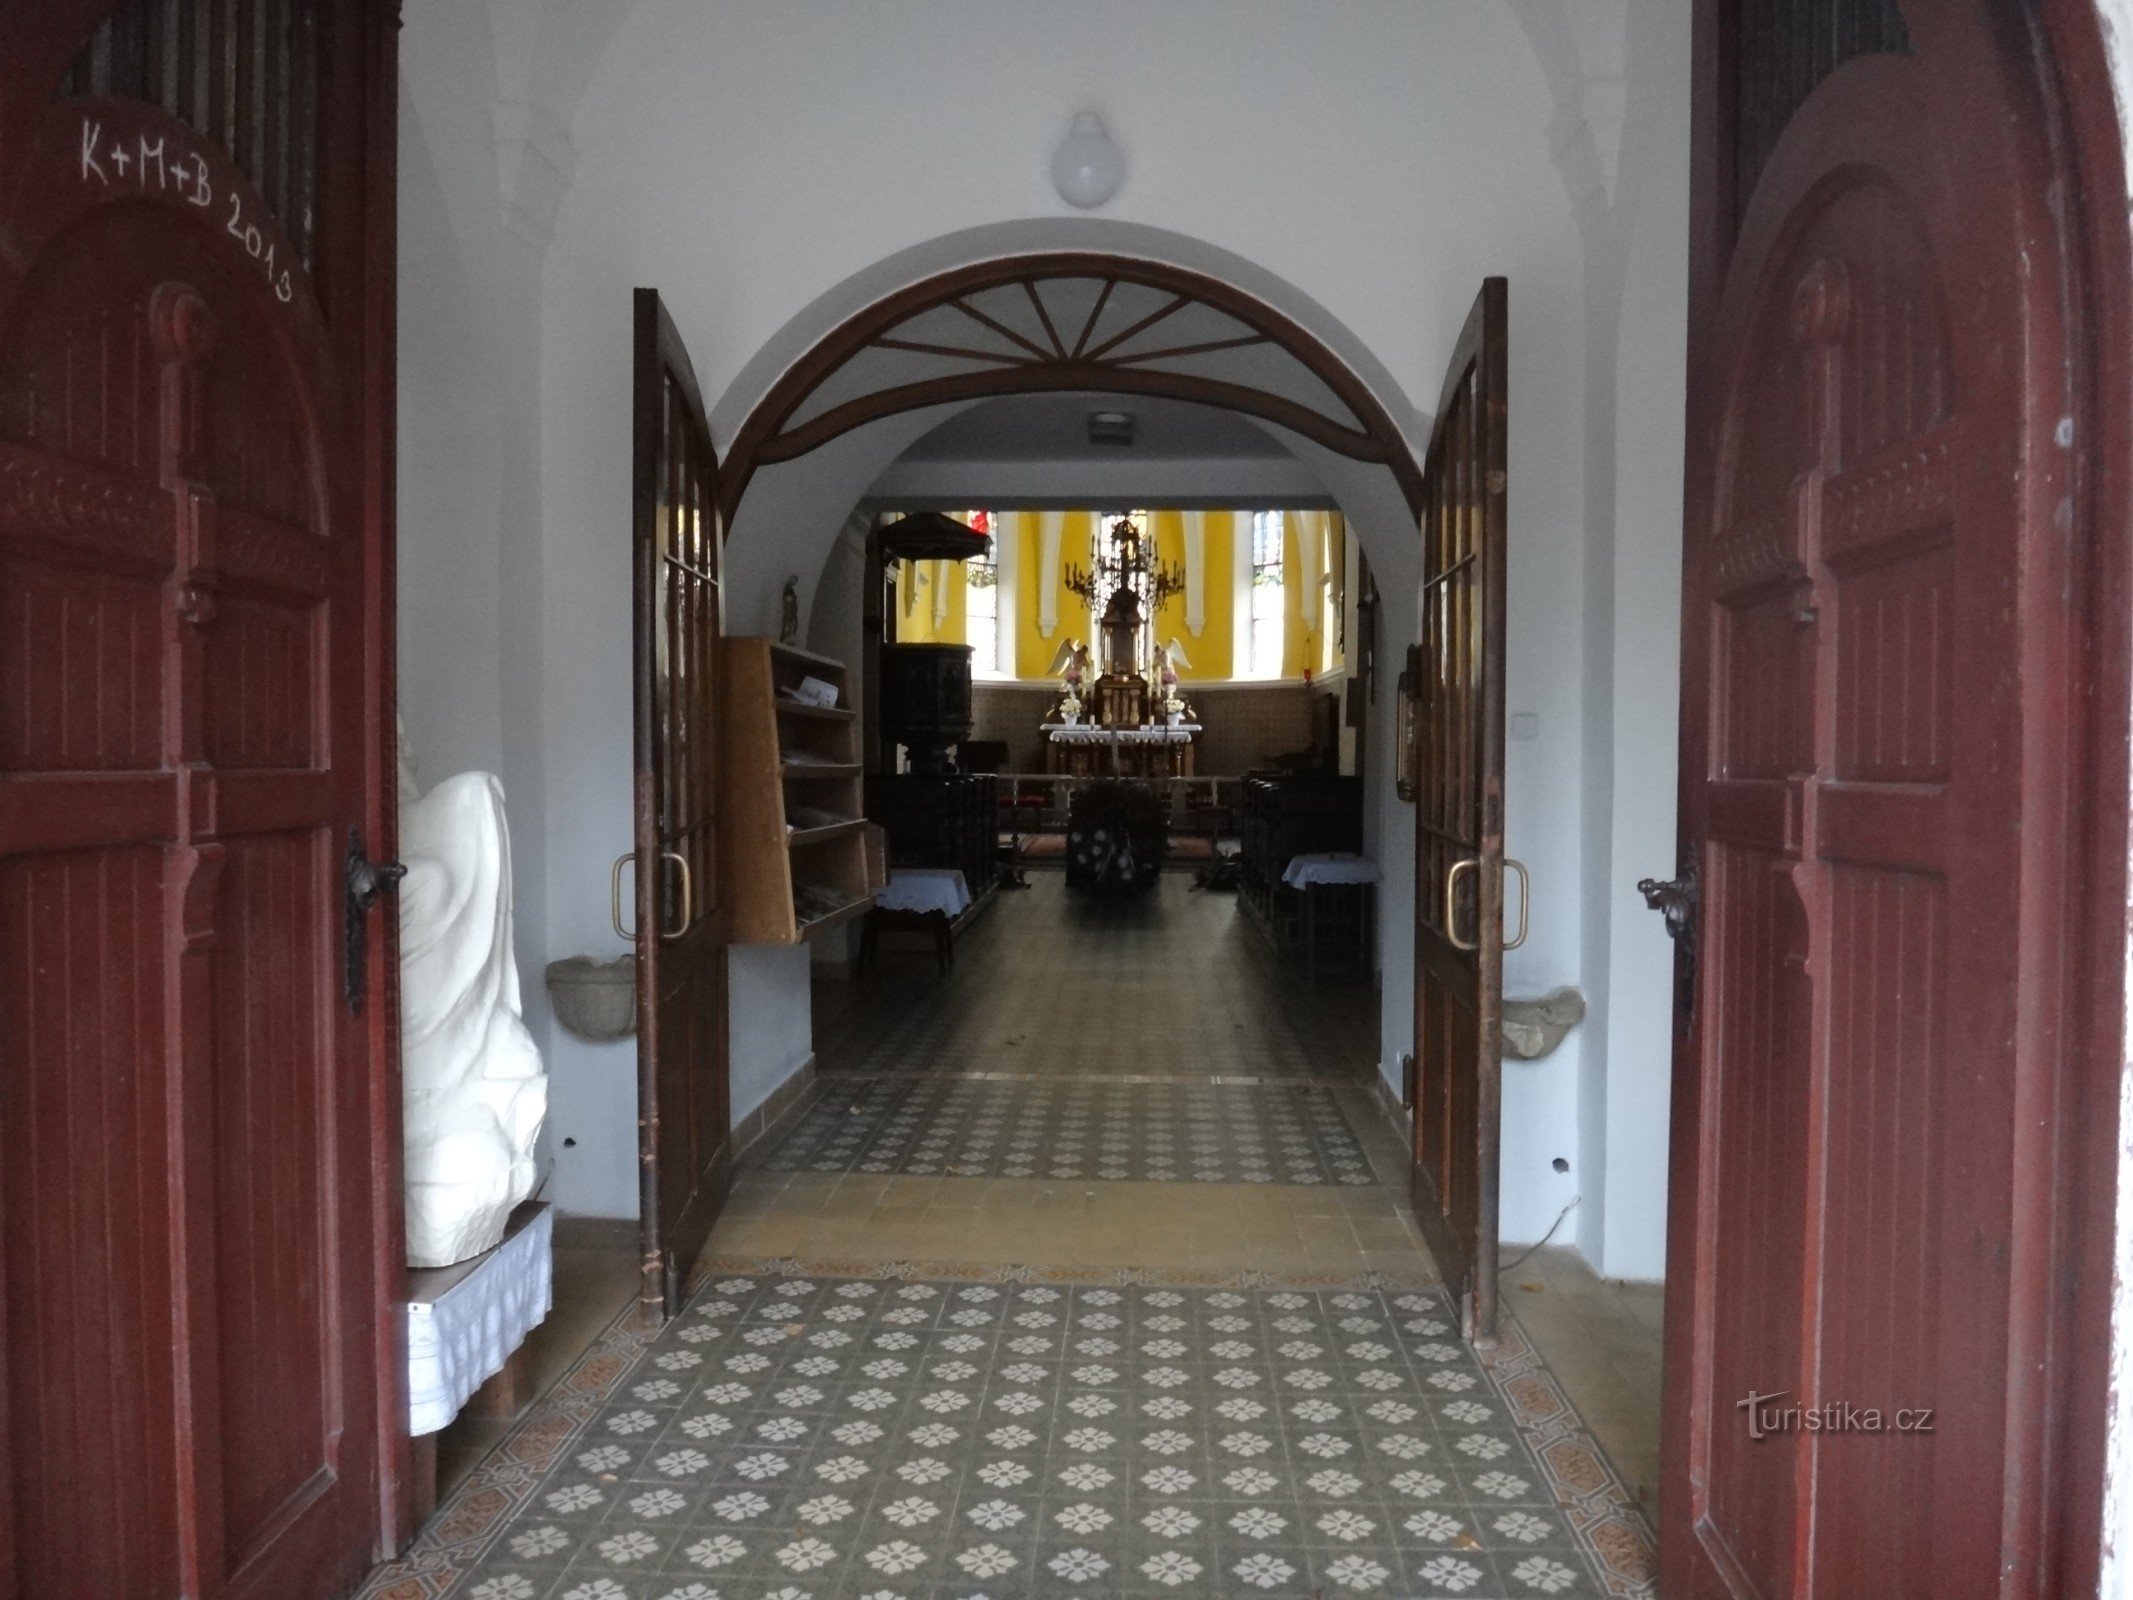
724, 254, 1424, 518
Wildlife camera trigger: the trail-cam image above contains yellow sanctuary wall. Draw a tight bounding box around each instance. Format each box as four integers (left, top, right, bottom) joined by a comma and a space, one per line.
1148, 510, 1236, 683
1012, 511, 1097, 678
893, 557, 969, 645
890, 509, 1341, 680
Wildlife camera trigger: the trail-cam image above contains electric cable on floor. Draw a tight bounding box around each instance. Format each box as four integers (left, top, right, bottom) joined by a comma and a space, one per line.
1498, 1195, 1581, 1276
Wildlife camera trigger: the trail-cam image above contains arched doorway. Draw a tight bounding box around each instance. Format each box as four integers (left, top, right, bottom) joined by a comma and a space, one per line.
626, 245, 1453, 1315
627, 241, 1518, 1370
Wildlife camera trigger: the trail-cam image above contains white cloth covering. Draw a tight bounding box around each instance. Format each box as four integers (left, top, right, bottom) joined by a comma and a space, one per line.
406, 1203, 554, 1435
1044, 723, 1200, 745
1283, 852, 1381, 887
874, 868, 972, 918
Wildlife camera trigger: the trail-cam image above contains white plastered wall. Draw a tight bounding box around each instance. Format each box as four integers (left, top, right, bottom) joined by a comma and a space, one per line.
394, 0, 1693, 1278
1508, 0, 1691, 1280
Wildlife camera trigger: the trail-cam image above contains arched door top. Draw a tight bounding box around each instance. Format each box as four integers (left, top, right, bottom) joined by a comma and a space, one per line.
724, 251, 1425, 520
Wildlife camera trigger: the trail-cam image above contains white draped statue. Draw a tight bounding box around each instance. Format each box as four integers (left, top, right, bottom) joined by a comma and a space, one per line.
399, 768, 548, 1268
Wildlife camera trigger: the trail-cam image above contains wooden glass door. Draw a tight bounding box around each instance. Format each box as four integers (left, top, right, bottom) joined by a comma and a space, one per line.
1411, 278, 1510, 1339
631, 287, 731, 1317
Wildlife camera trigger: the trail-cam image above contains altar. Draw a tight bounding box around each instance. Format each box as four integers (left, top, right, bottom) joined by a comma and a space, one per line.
1041, 516, 1205, 778
1044, 721, 1201, 778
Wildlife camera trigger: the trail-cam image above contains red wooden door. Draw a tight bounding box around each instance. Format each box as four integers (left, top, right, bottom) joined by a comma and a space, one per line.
632, 288, 732, 1318
0, 6, 400, 1597
1661, 5, 2091, 1594
1411, 279, 1509, 1339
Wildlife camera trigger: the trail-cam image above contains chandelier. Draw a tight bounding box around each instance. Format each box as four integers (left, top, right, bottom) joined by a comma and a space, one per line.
1064, 515, 1183, 675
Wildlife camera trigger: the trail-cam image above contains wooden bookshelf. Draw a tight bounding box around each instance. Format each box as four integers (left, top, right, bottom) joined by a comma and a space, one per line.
720, 639, 882, 943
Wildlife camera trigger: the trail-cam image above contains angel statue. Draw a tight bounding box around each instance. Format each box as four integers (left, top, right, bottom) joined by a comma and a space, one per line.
1046, 636, 1092, 724
1154, 636, 1193, 724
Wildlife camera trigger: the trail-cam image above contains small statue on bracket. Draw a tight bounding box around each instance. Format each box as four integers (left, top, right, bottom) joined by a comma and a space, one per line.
779, 574, 801, 644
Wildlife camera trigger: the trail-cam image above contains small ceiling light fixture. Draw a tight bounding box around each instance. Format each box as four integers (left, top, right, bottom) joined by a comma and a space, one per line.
1087, 409, 1136, 446
1052, 111, 1125, 209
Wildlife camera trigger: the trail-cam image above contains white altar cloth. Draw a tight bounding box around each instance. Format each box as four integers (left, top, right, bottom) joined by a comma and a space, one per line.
406, 1201, 553, 1434
1044, 723, 1201, 746
874, 868, 972, 918
1283, 852, 1382, 888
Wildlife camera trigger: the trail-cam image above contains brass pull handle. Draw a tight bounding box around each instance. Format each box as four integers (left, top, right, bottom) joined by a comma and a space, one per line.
661, 849, 693, 941
1445, 857, 1478, 952
611, 853, 638, 942
1445, 857, 1527, 952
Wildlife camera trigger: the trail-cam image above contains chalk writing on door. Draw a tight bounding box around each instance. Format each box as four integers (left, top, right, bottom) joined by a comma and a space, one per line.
79, 116, 295, 304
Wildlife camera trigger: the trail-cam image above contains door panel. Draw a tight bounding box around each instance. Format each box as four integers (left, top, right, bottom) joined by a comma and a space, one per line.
0, 846, 181, 1600
212, 828, 338, 1560
0, 7, 397, 1594
1695, 841, 1809, 1594
1663, 7, 2082, 1594
1410, 278, 1506, 1339
632, 287, 732, 1318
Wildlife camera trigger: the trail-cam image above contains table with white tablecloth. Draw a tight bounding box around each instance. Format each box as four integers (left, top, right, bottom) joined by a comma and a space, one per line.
861, 868, 973, 975
1283, 852, 1382, 888
872, 867, 973, 918
1281, 853, 1379, 979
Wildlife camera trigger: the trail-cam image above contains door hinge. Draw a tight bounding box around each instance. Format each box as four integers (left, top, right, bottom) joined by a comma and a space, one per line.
345, 828, 407, 1011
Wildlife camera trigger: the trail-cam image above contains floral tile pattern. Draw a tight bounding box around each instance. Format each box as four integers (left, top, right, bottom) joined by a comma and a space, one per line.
360, 1261, 1655, 1600
760, 1077, 1377, 1186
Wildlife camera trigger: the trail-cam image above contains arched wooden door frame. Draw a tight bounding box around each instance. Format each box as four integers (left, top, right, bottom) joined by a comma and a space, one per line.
1664, 2, 2133, 1591
2017, 3, 2133, 1586
622, 251, 1434, 1353
712, 247, 1520, 1333
721, 250, 1427, 522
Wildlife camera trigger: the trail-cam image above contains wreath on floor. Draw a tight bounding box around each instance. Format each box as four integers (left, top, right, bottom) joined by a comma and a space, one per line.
1065, 780, 1167, 893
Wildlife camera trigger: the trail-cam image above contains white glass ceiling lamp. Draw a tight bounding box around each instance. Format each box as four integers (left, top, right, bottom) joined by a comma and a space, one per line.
1052, 111, 1125, 208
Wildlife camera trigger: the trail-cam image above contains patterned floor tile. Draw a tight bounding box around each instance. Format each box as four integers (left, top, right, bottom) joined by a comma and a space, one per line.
361, 1263, 1655, 1600
760, 1077, 1377, 1186
816, 877, 1378, 1082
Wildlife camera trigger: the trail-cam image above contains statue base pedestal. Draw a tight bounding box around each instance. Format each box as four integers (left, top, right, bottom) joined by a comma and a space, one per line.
406, 1200, 553, 1436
